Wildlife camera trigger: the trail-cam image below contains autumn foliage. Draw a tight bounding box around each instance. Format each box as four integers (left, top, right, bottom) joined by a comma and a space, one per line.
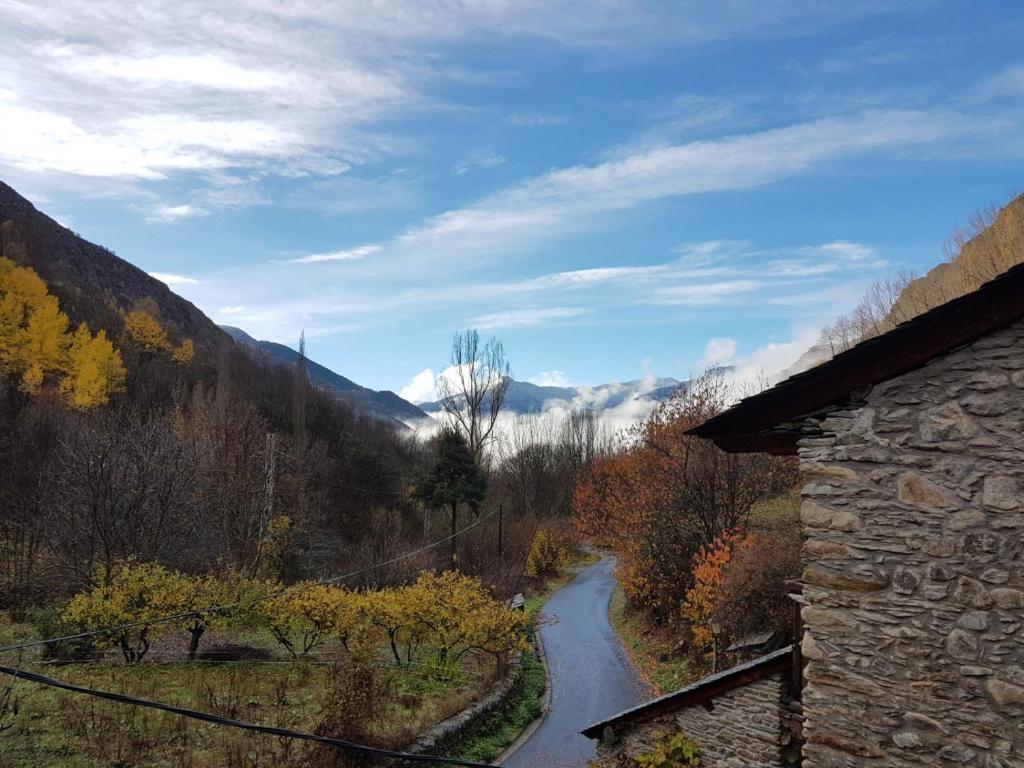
574, 371, 798, 624
63, 562, 527, 670
0, 258, 126, 407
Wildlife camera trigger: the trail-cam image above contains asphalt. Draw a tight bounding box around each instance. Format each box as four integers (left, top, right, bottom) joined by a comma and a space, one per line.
501, 555, 650, 768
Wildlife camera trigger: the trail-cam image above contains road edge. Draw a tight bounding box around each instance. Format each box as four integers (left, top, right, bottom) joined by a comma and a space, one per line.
494, 623, 553, 765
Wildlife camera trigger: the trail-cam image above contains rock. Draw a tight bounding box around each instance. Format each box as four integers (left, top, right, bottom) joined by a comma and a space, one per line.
960, 666, 993, 676
946, 629, 979, 661
957, 611, 991, 631
962, 393, 1013, 416
892, 567, 921, 595
987, 678, 1024, 706
983, 476, 1020, 511
893, 731, 923, 748
953, 577, 993, 609
803, 565, 888, 592
813, 733, 886, 758
991, 588, 1024, 610
801, 631, 824, 660
937, 743, 976, 762
948, 510, 985, 532
803, 463, 860, 482
897, 472, 950, 508
801, 500, 861, 532
981, 568, 1010, 584
928, 563, 957, 582
803, 540, 852, 559
919, 402, 978, 441
1012, 370, 1024, 389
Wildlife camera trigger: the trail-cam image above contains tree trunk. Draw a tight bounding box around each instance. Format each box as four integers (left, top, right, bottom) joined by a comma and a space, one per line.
188, 625, 204, 661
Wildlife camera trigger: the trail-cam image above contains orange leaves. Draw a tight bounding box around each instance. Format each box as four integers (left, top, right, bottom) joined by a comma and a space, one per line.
681, 531, 740, 653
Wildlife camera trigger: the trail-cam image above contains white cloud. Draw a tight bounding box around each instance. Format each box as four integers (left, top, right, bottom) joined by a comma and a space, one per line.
391, 110, 978, 265
469, 307, 584, 330
219, 305, 247, 315
285, 245, 381, 264
399, 368, 436, 404
146, 204, 207, 223
648, 280, 763, 305
697, 337, 737, 368
453, 150, 506, 175
528, 370, 572, 387
148, 272, 200, 285
813, 240, 876, 261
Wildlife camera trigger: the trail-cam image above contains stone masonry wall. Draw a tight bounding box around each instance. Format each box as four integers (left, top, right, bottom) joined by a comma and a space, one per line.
797, 318, 1024, 767
592, 674, 786, 767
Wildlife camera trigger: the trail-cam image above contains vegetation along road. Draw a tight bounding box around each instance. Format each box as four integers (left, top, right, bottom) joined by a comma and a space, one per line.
502, 555, 649, 768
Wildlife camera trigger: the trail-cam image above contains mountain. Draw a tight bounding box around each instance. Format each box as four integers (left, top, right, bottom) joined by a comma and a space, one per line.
222, 326, 429, 427
884, 192, 1024, 328
0, 180, 230, 356
418, 376, 684, 416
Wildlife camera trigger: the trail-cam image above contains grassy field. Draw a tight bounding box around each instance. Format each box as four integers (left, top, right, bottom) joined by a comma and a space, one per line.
0, 617, 497, 768
608, 584, 692, 694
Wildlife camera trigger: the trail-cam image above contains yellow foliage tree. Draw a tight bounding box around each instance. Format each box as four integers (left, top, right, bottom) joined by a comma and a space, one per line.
0, 257, 125, 407
61, 324, 127, 408
260, 582, 351, 658
123, 309, 171, 353
525, 528, 573, 579
124, 309, 195, 364
63, 560, 181, 663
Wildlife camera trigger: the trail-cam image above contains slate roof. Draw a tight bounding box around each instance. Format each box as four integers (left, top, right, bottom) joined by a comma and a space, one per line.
581, 646, 793, 739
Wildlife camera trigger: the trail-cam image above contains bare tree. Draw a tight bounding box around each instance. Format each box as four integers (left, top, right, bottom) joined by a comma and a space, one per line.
437, 330, 511, 464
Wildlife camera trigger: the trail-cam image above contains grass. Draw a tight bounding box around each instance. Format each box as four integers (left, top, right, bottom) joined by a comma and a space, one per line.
0, 628, 493, 768
608, 584, 693, 694
449, 651, 546, 763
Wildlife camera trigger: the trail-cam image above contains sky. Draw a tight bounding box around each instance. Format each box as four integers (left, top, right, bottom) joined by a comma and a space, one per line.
2, 1, 1024, 403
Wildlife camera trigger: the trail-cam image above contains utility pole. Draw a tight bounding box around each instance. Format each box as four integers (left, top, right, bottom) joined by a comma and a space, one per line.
498, 503, 504, 560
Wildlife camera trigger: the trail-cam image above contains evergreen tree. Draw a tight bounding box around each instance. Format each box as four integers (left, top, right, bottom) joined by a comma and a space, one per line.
413, 427, 487, 563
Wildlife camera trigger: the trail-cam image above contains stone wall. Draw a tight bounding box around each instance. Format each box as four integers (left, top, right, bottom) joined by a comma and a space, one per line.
592, 674, 787, 767
797, 318, 1024, 767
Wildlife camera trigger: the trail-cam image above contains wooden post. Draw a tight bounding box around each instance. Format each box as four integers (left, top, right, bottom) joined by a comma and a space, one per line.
498, 503, 504, 560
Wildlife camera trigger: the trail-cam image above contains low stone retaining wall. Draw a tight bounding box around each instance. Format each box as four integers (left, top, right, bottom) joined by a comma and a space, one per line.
406, 653, 524, 760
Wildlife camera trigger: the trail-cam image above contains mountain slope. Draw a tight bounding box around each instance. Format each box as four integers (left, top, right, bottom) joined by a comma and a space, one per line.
222, 326, 429, 426
0, 181, 230, 355
418, 376, 683, 416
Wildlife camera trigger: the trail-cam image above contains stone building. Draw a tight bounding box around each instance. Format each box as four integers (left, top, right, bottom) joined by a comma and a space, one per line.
585, 262, 1024, 767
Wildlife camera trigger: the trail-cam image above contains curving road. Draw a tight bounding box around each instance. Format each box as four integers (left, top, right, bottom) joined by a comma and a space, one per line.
501, 555, 650, 768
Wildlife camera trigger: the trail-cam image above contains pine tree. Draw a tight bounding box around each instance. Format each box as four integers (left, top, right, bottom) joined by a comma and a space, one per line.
413, 427, 487, 563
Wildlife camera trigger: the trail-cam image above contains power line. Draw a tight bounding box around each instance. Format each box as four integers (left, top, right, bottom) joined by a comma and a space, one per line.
0, 508, 498, 656
0, 664, 497, 768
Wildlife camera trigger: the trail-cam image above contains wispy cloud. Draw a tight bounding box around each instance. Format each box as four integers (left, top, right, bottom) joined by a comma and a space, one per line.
468, 307, 585, 330
285, 245, 381, 264
648, 280, 763, 305
390, 109, 984, 266
146, 203, 207, 223
148, 272, 200, 285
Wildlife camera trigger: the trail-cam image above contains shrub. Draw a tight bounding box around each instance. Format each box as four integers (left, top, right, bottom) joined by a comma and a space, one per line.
62, 560, 181, 663
713, 496, 802, 644
633, 731, 701, 767
525, 528, 572, 579
260, 582, 351, 659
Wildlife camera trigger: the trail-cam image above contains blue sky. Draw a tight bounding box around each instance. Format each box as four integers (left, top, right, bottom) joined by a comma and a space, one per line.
2, 1, 1023, 401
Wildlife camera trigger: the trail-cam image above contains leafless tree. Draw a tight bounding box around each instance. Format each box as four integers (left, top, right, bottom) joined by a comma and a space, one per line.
437, 330, 511, 465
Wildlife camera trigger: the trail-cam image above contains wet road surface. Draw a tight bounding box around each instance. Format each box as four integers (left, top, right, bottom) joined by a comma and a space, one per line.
501, 555, 649, 768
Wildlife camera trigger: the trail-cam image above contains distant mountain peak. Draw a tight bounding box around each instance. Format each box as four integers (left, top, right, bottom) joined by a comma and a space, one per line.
221, 325, 429, 428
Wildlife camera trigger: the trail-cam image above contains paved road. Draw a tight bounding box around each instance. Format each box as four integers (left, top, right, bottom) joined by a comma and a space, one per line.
502, 555, 650, 768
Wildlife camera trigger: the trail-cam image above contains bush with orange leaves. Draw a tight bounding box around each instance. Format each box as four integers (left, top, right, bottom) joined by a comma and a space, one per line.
574, 371, 797, 624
